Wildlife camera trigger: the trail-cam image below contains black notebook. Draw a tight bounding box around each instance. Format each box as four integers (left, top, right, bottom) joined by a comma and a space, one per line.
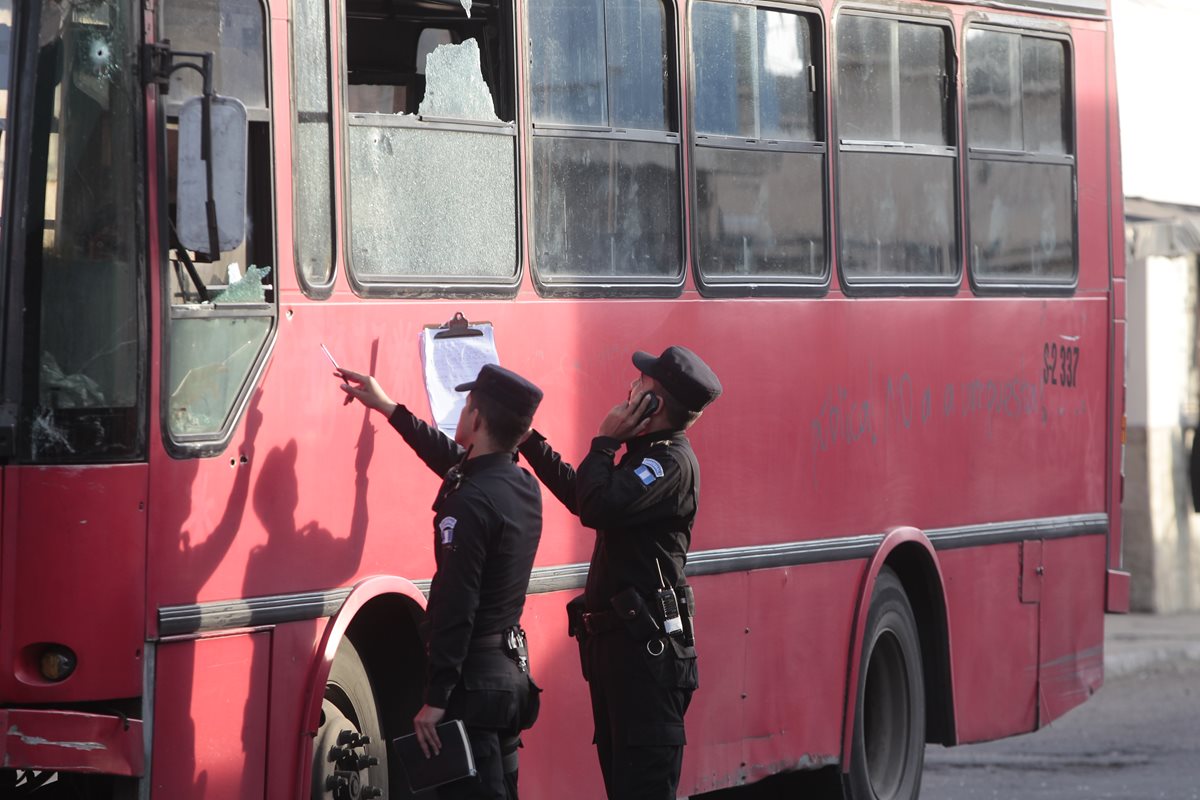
393, 719, 477, 793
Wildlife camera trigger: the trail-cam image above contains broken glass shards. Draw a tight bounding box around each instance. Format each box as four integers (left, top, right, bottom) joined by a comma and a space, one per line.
417, 39, 503, 123
32, 409, 76, 458
41, 351, 107, 408
211, 264, 271, 303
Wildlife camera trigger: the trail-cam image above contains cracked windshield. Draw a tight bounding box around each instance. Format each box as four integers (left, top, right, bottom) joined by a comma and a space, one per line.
19, 0, 141, 461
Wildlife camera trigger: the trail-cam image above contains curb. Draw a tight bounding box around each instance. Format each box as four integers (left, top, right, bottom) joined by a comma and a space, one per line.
1104, 642, 1200, 678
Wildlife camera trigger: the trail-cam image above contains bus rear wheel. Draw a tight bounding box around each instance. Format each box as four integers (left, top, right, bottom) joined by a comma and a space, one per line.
312, 637, 389, 800
845, 567, 925, 800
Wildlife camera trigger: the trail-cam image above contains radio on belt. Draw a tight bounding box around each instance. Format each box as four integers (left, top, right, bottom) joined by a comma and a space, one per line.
655, 559, 683, 637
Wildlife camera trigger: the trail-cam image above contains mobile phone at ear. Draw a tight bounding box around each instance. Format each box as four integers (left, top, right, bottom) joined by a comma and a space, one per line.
637, 392, 661, 423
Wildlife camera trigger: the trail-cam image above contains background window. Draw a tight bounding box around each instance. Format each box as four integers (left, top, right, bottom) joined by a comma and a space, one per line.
292, 0, 336, 290
967, 30, 1074, 284
692, 3, 825, 283
528, 0, 680, 283
836, 14, 958, 283
344, 0, 517, 285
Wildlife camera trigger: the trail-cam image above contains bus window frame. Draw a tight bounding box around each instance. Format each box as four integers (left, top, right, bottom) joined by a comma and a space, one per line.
831, 6, 963, 297
339, 0, 525, 299
290, 0, 339, 300
688, 0, 832, 299
159, 0, 280, 459
962, 19, 1079, 297
525, 0, 687, 299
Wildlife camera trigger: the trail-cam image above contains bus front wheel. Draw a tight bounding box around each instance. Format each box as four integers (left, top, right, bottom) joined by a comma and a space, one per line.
312, 636, 389, 800
845, 566, 926, 800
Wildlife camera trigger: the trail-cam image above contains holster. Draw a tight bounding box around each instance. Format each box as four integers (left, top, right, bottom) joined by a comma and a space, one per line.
676, 584, 696, 647
566, 594, 588, 641
610, 586, 662, 642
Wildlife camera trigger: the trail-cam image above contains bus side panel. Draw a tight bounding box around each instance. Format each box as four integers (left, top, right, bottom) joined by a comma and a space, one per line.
1075, 25, 1112, 294
940, 544, 1038, 744
265, 621, 322, 800
152, 632, 270, 800
1038, 533, 1106, 724
0, 465, 147, 704
678, 572, 750, 795
739, 561, 863, 781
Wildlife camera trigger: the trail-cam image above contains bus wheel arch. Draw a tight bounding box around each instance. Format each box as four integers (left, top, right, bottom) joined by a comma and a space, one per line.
841, 529, 957, 799
303, 576, 427, 799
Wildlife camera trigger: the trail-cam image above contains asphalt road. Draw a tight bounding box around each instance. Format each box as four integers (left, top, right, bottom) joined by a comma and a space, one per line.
921, 657, 1200, 800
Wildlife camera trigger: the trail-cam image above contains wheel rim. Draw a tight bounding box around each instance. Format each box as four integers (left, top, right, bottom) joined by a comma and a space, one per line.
863, 629, 911, 799
312, 694, 381, 800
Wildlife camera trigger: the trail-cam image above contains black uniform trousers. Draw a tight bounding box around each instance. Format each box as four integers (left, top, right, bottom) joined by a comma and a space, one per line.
582, 632, 697, 800
438, 650, 535, 800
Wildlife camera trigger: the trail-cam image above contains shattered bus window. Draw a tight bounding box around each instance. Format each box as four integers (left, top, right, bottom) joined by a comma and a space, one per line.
417, 39, 502, 122
162, 0, 277, 443
345, 0, 517, 285
15, 0, 144, 461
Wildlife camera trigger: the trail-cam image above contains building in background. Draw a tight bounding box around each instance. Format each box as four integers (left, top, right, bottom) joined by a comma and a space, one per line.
1114, 0, 1200, 611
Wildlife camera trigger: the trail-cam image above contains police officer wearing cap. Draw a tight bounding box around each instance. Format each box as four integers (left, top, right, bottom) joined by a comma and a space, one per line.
518, 345, 721, 800
339, 363, 545, 800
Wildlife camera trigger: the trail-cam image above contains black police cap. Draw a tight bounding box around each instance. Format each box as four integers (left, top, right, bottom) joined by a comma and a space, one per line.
632, 345, 722, 413
455, 364, 543, 419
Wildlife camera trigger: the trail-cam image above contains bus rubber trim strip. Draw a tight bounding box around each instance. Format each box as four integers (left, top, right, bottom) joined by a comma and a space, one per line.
157, 513, 1107, 634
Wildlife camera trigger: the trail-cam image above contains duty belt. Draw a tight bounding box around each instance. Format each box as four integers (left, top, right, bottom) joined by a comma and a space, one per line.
470, 626, 530, 672
469, 633, 508, 651
580, 610, 622, 636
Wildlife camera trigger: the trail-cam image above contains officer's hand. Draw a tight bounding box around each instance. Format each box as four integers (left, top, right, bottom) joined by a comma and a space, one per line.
338, 368, 398, 416
598, 394, 652, 441
413, 704, 446, 758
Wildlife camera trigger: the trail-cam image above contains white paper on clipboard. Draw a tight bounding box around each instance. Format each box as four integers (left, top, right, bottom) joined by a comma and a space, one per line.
420, 323, 499, 435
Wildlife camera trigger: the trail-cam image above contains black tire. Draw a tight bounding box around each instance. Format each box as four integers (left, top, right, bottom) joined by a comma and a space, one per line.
845, 567, 925, 800
312, 636, 389, 800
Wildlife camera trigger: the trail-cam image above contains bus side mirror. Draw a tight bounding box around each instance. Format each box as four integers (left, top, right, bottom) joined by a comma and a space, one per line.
176, 94, 248, 255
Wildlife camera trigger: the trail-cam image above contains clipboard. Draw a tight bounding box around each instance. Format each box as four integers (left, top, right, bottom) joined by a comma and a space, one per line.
392, 719, 477, 793
433, 311, 485, 338
421, 312, 500, 435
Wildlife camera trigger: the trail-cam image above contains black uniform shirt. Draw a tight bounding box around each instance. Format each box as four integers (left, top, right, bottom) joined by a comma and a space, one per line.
390, 406, 542, 708
519, 429, 698, 610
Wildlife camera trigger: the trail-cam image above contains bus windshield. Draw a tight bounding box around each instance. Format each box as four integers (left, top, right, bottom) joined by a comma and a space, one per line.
12, 0, 143, 462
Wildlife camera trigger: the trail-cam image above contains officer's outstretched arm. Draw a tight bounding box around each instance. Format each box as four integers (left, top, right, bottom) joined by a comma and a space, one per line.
518, 431, 580, 515
575, 440, 684, 529
388, 404, 466, 478
340, 369, 463, 476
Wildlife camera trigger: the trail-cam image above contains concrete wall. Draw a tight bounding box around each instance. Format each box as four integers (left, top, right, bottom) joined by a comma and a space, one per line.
1123, 251, 1200, 611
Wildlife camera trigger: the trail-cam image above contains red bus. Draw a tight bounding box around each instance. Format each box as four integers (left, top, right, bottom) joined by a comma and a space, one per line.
0, 0, 1128, 797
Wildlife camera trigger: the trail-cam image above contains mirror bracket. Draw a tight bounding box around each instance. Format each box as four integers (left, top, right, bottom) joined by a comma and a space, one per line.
141, 40, 214, 98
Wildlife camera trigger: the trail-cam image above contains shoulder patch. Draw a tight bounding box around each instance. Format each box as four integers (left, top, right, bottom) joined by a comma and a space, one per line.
633, 457, 665, 486
438, 516, 458, 545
